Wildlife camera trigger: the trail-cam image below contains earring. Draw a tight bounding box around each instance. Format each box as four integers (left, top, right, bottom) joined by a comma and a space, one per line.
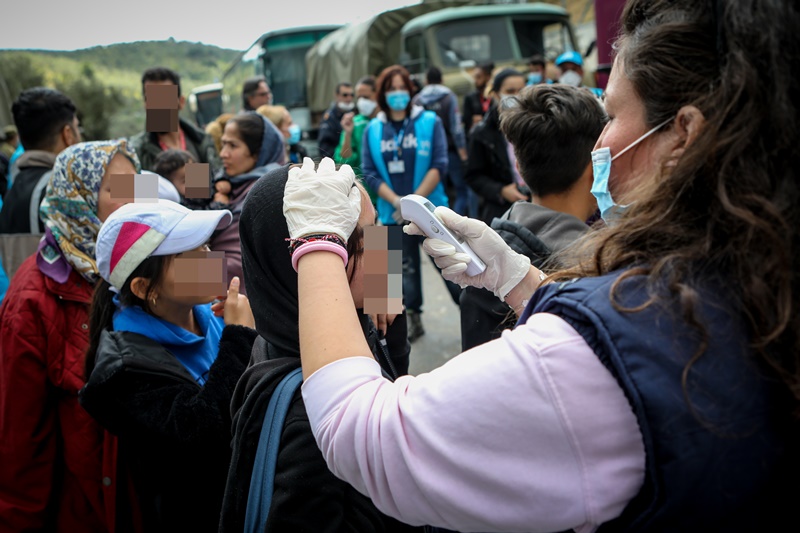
151, 296, 158, 308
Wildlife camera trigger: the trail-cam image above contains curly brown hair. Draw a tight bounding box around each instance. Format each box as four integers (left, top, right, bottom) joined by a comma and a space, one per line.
554, 0, 800, 406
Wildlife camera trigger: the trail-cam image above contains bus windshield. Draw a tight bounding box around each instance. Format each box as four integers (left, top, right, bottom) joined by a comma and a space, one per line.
263, 32, 331, 108
434, 17, 574, 66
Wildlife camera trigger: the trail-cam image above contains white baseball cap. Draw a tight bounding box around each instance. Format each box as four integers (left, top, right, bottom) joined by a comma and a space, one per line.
97, 200, 232, 291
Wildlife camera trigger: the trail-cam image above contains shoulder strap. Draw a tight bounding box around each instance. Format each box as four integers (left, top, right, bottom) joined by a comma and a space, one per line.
29, 169, 53, 234
243, 367, 303, 532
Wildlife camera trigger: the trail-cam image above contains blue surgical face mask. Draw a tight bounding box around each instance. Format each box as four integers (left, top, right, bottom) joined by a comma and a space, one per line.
287, 123, 301, 145
386, 90, 410, 112
590, 118, 672, 222
528, 72, 543, 85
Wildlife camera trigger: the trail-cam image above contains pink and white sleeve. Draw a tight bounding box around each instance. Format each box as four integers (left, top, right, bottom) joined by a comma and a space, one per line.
302, 312, 645, 533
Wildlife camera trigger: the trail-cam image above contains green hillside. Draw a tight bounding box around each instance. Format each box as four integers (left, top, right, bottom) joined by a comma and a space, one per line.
0, 39, 240, 139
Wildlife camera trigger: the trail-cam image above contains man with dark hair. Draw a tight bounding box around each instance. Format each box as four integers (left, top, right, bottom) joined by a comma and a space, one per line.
413, 66, 470, 215
130, 67, 221, 174
460, 84, 606, 351
462, 62, 494, 138
317, 82, 354, 158
527, 54, 552, 85
242, 76, 272, 111
0, 88, 81, 234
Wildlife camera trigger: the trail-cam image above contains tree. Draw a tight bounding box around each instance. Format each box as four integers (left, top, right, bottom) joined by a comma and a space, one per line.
0, 54, 46, 126
55, 64, 125, 141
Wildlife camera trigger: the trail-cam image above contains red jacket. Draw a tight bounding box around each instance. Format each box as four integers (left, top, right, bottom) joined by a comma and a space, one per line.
0, 254, 118, 532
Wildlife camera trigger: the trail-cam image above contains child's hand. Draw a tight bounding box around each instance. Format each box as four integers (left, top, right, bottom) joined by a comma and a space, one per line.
211, 277, 255, 329
213, 192, 230, 204
215, 180, 232, 195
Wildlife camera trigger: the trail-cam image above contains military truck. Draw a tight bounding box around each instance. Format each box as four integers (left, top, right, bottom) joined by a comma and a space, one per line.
305, 2, 579, 115
400, 2, 578, 99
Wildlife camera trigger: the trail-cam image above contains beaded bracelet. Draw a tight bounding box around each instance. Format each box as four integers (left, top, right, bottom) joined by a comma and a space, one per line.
285, 233, 346, 255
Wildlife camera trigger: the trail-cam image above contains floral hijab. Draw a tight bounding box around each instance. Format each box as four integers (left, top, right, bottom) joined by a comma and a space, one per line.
39, 140, 140, 283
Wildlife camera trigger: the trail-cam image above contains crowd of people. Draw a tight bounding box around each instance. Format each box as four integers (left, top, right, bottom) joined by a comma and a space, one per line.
0, 0, 798, 530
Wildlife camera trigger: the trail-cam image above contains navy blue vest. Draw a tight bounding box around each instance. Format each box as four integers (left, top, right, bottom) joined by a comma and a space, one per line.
519, 270, 797, 531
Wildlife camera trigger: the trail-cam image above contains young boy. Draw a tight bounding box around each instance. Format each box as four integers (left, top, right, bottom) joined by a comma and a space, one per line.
460, 84, 607, 350
153, 149, 230, 210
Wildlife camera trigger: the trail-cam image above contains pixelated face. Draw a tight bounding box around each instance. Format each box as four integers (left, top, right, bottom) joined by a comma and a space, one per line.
97, 153, 138, 222
160, 246, 227, 305
184, 163, 211, 199
220, 122, 257, 177
144, 81, 183, 133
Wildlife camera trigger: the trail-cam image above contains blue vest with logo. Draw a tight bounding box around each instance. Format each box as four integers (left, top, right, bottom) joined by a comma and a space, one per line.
518, 270, 796, 531
367, 111, 449, 225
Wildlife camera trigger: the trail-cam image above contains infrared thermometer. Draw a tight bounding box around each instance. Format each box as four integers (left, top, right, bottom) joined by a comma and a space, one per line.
400, 195, 486, 277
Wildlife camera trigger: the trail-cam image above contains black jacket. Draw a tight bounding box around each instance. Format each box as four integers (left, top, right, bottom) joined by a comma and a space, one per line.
79, 325, 256, 533
461, 89, 487, 141
130, 117, 221, 174
219, 312, 420, 533
460, 202, 589, 351
464, 105, 515, 225
0, 150, 56, 234
318, 104, 346, 159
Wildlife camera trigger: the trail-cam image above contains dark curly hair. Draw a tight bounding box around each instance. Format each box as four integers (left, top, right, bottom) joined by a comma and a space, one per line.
554, 0, 800, 408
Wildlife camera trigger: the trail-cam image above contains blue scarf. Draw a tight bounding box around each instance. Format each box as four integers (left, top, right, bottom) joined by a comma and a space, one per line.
112, 296, 224, 386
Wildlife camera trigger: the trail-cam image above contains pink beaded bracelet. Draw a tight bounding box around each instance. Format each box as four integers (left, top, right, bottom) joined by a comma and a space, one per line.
291, 240, 349, 272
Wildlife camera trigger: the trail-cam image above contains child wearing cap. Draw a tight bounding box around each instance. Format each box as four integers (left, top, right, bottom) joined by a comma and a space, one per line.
79, 200, 256, 532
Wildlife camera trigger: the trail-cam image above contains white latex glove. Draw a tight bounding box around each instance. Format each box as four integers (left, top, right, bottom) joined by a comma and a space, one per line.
404, 206, 530, 300
283, 157, 362, 241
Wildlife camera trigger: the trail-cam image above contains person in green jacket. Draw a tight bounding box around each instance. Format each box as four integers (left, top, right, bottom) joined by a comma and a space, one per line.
335, 76, 379, 204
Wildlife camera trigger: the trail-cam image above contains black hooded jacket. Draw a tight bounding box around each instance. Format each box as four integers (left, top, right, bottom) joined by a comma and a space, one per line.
79, 325, 256, 532
464, 104, 515, 225
460, 201, 589, 351
219, 165, 419, 533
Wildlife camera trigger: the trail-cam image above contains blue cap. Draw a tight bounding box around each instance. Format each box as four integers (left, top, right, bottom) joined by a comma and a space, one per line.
555, 50, 584, 67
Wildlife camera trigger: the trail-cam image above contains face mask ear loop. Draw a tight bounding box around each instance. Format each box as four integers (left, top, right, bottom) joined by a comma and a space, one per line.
610, 117, 673, 162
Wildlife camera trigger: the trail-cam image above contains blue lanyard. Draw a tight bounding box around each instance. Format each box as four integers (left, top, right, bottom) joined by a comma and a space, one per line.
392, 119, 409, 160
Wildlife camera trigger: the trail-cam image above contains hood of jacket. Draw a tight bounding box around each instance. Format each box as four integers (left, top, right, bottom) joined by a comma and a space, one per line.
491, 202, 589, 269
415, 84, 452, 106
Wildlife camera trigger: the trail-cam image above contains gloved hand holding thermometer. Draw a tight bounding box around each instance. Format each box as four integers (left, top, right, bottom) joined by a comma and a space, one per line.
403, 205, 545, 308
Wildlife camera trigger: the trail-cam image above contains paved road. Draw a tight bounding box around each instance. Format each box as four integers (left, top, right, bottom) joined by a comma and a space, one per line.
407, 257, 464, 375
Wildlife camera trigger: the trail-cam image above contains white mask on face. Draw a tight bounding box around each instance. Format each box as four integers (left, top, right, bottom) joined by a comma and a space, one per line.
559, 70, 583, 87
338, 101, 355, 112
356, 97, 377, 117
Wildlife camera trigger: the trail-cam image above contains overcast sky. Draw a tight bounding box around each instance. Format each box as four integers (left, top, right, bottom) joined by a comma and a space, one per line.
1, 0, 421, 51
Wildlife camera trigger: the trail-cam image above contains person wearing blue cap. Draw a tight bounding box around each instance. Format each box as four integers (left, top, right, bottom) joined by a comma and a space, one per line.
556, 50, 603, 98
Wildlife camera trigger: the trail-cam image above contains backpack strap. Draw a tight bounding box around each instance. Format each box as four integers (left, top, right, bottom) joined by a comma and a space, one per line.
29, 169, 53, 234
243, 367, 304, 532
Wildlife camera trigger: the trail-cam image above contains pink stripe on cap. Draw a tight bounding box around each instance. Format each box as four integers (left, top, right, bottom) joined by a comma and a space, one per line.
109, 221, 152, 274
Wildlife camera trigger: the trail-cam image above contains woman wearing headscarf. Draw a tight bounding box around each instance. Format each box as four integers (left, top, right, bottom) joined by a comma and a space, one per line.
218, 161, 418, 533
209, 112, 285, 296
0, 140, 139, 532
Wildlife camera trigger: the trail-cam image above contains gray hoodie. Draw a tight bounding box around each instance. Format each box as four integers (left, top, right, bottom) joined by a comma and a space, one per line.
460, 201, 590, 351
413, 84, 466, 150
